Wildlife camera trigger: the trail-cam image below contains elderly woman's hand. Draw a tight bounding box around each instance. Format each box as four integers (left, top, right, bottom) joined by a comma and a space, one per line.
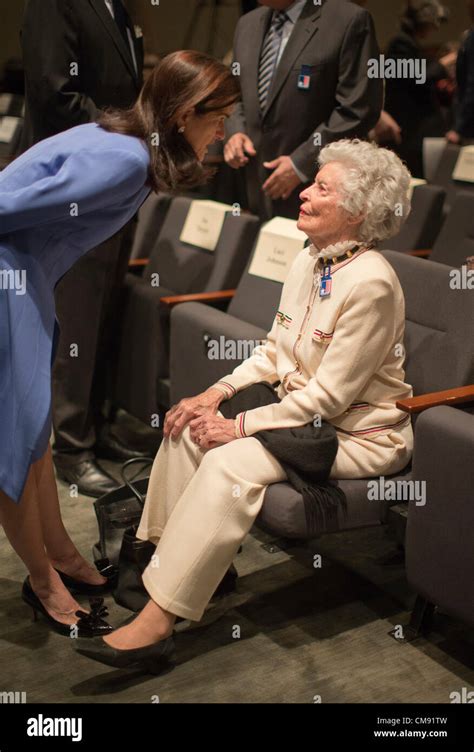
189, 414, 238, 449
164, 388, 225, 440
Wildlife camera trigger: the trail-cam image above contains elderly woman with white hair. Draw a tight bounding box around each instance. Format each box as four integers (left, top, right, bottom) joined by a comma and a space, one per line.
76, 139, 414, 671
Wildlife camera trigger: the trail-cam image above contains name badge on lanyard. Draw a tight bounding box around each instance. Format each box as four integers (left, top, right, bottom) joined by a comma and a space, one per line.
298, 65, 312, 91
319, 265, 332, 297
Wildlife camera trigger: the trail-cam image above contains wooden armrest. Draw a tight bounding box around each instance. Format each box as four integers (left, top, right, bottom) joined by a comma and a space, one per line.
407, 249, 431, 258
128, 258, 149, 268
160, 289, 236, 309
397, 385, 474, 414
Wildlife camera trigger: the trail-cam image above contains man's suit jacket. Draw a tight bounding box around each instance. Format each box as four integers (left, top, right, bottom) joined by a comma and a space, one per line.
227, 0, 383, 219
20, 0, 144, 149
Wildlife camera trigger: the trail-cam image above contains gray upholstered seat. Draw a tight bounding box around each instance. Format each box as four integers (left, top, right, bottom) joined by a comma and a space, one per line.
129, 192, 172, 261
385, 184, 445, 252
406, 406, 474, 628
170, 249, 474, 540
428, 191, 474, 267
431, 143, 474, 213
112, 196, 260, 422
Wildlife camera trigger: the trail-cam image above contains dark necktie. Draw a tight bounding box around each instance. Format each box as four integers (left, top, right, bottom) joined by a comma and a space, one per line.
112, 0, 130, 47
258, 11, 288, 111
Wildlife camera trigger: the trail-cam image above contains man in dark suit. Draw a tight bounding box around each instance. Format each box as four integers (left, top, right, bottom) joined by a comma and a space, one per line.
224, 0, 383, 220
383, 0, 452, 178
21, 0, 145, 497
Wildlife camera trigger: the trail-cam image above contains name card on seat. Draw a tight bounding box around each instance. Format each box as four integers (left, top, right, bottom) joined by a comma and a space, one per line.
0, 116, 20, 144
248, 217, 307, 284
407, 178, 427, 200
452, 146, 474, 183
0, 94, 13, 115
179, 200, 233, 251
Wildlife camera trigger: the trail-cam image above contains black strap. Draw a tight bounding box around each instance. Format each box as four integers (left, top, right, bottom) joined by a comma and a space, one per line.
120, 457, 155, 507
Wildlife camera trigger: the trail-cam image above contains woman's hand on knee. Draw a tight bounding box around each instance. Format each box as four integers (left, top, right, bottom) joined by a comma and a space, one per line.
189, 414, 238, 449
163, 388, 225, 440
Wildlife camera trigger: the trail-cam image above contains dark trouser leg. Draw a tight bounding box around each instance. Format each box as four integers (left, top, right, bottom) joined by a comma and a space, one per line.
52, 223, 133, 466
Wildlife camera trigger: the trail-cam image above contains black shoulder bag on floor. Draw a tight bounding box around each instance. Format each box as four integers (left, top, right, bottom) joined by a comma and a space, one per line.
93, 458, 157, 612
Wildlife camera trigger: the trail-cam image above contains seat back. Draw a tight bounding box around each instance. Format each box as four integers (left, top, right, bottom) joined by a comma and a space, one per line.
431, 143, 474, 212
143, 196, 260, 294
386, 184, 445, 251
228, 265, 283, 330
423, 137, 446, 183
430, 191, 474, 267
129, 192, 172, 260
407, 406, 474, 626
381, 250, 474, 397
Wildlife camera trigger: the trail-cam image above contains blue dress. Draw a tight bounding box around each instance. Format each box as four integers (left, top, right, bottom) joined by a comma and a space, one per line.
0, 123, 151, 503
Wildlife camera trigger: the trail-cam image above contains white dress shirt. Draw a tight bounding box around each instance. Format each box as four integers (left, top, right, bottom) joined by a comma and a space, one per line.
276, 0, 307, 67
269, 0, 310, 181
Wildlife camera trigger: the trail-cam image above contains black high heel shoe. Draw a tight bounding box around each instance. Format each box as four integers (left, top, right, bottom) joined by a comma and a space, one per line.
21, 578, 114, 638
74, 633, 176, 674
55, 559, 118, 597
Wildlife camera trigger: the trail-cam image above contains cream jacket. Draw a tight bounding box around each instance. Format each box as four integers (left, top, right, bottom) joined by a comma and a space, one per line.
212, 246, 413, 440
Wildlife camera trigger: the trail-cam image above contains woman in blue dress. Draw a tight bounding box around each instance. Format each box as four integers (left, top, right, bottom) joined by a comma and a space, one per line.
0, 51, 238, 636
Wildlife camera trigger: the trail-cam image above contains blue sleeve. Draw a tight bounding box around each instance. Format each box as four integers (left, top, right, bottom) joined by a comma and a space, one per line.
0, 148, 148, 234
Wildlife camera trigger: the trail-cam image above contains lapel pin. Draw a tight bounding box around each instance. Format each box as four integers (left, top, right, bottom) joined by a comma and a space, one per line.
298, 65, 312, 90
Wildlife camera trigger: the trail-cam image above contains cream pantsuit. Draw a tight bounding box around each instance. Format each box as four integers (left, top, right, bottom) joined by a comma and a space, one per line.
136, 411, 413, 622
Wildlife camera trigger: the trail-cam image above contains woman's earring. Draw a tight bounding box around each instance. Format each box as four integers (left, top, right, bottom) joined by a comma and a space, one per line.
178, 126, 185, 133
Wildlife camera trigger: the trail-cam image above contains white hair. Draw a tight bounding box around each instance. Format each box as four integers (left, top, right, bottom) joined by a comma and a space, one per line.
317, 139, 412, 244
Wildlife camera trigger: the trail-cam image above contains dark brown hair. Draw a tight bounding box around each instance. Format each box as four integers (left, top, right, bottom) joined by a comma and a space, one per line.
99, 50, 240, 193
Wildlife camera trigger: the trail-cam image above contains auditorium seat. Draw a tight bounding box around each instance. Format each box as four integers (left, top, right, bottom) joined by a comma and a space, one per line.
406, 191, 474, 267
403, 406, 474, 638
422, 137, 446, 183
112, 196, 260, 423
428, 191, 474, 267
430, 143, 474, 213
386, 184, 445, 252
128, 192, 172, 261
170, 249, 474, 541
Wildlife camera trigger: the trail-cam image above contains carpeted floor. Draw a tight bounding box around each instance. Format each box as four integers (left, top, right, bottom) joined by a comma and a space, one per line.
0, 415, 472, 704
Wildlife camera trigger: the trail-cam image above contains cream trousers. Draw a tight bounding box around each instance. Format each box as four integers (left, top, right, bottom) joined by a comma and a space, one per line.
136, 413, 413, 622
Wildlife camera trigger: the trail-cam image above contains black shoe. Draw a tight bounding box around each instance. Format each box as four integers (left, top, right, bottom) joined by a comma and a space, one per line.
21, 578, 113, 638
74, 633, 175, 674
95, 431, 148, 463
55, 459, 121, 498
56, 560, 118, 597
